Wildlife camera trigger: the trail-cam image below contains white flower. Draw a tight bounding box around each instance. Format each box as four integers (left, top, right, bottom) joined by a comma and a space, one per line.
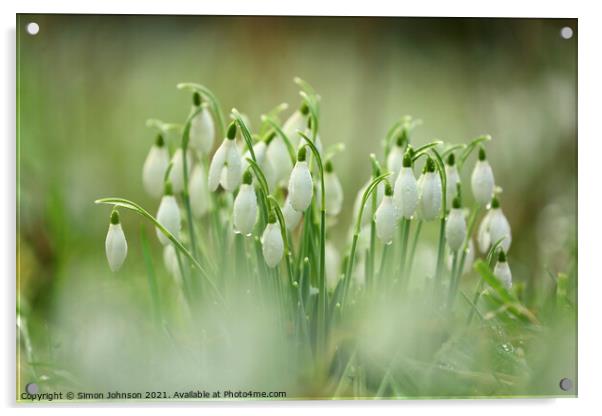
477, 198, 512, 253
445, 203, 467, 251
283, 196, 303, 231
325, 241, 341, 291
163, 244, 182, 286
262, 219, 284, 268
445, 154, 460, 206
288, 148, 313, 211
393, 157, 419, 219
142, 135, 170, 198
168, 148, 193, 194
471, 148, 495, 205
156, 190, 181, 245
242, 140, 276, 192
105, 211, 127, 272
353, 179, 384, 226
189, 164, 212, 218
386, 141, 404, 184
493, 251, 512, 289
317, 161, 344, 216
208, 124, 243, 192
374, 187, 397, 245
267, 138, 293, 187
418, 159, 442, 221
233, 173, 258, 236
189, 101, 215, 155
282, 106, 308, 148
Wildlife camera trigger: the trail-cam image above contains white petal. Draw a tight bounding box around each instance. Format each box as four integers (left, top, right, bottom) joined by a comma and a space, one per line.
386, 147, 404, 184
394, 167, 419, 219
189, 164, 212, 218
319, 172, 344, 216
489, 208, 512, 252
288, 161, 313, 211
189, 106, 215, 155
375, 196, 397, 244
445, 208, 467, 251
282, 111, 306, 147
477, 210, 493, 253
493, 261, 512, 289
156, 195, 181, 245
283, 196, 302, 231
142, 145, 169, 198
221, 141, 242, 192
353, 180, 385, 226
105, 223, 127, 272
233, 184, 258, 236
419, 172, 442, 221
163, 244, 182, 286
471, 160, 495, 205
169, 149, 193, 194
445, 165, 460, 205
208, 139, 228, 191
267, 139, 293, 187
262, 223, 284, 268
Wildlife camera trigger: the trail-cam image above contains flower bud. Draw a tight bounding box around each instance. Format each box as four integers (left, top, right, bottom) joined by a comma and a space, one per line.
208, 138, 243, 192
282, 106, 308, 148
168, 148, 193, 194
386, 136, 405, 184
477, 197, 512, 253
105, 210, 128, 272
374, 183, 397, 244
445, 198, 467, 251
288, 148, 313, 211
189, 96, 215, 155
156, 190, 181, 245
282, 196, 302, 231
262, 218, 284, 268
189, 164, 212, 218
142, 134, 169, 198
317, 160, 344, 216
445, 153, 460, 206
493, 250, 512, 289
242, 140, 276, 192
393, 154, 418, 219
417, 158, 442, 221
233, 174, 258, 236
471, 147, 495, 205
267, 137, 293, 187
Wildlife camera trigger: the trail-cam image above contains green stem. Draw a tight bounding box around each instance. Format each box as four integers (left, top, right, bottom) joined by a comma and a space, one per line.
405, 220, 422, 285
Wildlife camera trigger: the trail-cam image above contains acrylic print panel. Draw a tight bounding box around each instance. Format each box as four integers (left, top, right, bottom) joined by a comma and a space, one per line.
16, 14, 577, 402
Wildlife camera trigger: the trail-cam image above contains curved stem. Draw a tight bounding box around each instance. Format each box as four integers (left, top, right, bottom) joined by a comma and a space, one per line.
261, 114, 296, 164
231, 108, 257, 162
177, 82, 226, 139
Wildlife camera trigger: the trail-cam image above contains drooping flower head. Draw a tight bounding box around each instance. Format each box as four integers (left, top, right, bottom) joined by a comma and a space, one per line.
418, 157, 442, 221
156, 181, 181, 245
105, 209, 128, 272
477, 196, 512, 253
189, 163, 212, 218
208, 122, 243, 192
262, 211, 284, 268
393, 150, 419, 219
375, 181, 397, 245
282, 195, 303, 231
233, 169, 258, 236
189, 92, 215, 155
242, 135, 276, 192
142, 134, 169, 198
445, 152, 460, 206
317, 160, 344, 216
471, 147, 495, 205
288, 146, 313, 212
445, 197, 467, 252
168, 148, 193, 194
493, 250, 512, 289
386, 130, 407, 184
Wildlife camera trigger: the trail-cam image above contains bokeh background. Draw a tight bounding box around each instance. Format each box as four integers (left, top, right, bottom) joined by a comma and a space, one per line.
17, 15, 577, 397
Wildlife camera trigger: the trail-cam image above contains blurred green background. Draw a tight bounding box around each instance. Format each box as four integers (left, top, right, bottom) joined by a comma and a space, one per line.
17, 15, 577, 396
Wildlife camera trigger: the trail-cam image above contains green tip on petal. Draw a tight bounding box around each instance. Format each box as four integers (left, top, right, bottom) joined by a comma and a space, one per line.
164, 181, 173, 196
226, 122, 237, 140
425, 157, 436, 173
300, 102, 309, 115
242, 169, 253, 185
268, 211, 277, 224
193, 92, 202, 107
110, 209, 120, 225
155, 134, 165, 147
452, 197, 461, 209
384, 181, 393, 196
478, 146, 487, 161
498, 250, 507, 263
402, 151, 413, 168
297, 146, 307, 162
395, 132, 406, 148
325, 160, 333, 173
491, 196, 500, 209
446, 152, 455, 166
265, 131, 276, 144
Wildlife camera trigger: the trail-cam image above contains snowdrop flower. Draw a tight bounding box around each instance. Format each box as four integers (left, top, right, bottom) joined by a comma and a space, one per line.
386, 133, 406, 184
418, 157, 442, 221
374, 182, 397, 245
163, 244, 182, 286
208, 122, 243, 192
267, 105, 307, 188
142, 134, 169, 198
353, 175, 385, 227
168, 148, 193, 194
393, 152, 419, 219
288, 147, 313, 211
445, 197, 467, 252
282, 103, 309, 148
445, 153, 460, 206
233, 170, 258, 236
471, 147, 495, 205
155, 182, 181, 245
241, 138, 276, 192
189, 92, 215, 155
189, 163, 212, 218
262, 212, 284, 268
317, 160, 343, 216
282, 196, 302, 231
493, 250, 512, 289
477, 197, 512, 253
105, 210, 127, 272
325, 241, 341, 291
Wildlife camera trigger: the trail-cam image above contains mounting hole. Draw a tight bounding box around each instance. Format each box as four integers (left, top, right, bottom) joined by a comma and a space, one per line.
560, 26, 573, 40
559, 377, 573, 391
26, 22, 39, 36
